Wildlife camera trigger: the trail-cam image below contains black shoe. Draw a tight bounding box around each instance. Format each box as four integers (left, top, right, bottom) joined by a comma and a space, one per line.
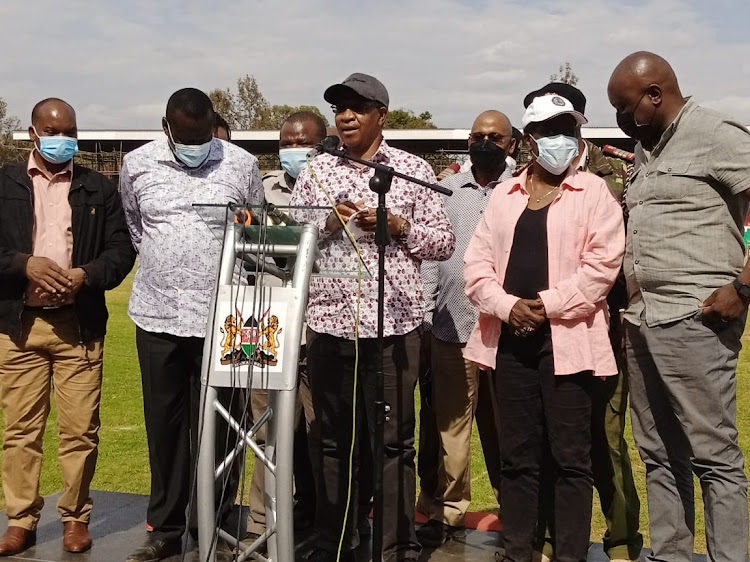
358, 515, 371, 539
416, 519, 466, 548
126, 536, 181, 562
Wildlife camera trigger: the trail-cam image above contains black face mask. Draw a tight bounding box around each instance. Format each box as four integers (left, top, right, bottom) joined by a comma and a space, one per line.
616, 110, 655, 145
469, 139, 507, 172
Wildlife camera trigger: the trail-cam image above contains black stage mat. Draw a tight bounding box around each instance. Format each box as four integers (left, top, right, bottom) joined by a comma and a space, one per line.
2, 490, 707, 561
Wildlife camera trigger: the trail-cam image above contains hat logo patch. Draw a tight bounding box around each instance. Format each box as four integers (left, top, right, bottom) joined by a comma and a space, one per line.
552, 96, 566, 106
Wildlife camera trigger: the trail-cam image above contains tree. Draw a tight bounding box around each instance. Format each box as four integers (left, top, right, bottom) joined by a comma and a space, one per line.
385, 109, 437, 129
210, 76, 330, 130
208, 74, 271, 129
266, 104, 330, 129
0, 98, 22, 165
208, 88, 235, 127
550, 62, 579, 86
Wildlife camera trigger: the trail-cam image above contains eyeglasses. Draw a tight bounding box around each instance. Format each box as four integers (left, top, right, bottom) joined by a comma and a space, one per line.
331, 101, 382, 115
469, 132, 508, 143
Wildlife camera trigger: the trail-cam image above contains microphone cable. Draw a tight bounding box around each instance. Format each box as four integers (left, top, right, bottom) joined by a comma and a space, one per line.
304, 153, 364, 562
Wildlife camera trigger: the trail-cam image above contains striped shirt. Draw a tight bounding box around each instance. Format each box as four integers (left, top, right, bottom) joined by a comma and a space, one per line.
422, 166, 514, 343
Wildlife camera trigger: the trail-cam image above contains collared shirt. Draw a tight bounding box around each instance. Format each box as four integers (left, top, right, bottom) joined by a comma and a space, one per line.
262, 169, 294, 207
463, 169, 624, 375
422, 166, 514, 343
26, 151, 74, 306
120, 137, 263, 338
290, 140, 455, 339
624, 99, 750, 327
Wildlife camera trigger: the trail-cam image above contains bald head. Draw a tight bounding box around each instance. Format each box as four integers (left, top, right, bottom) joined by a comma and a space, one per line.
31, 98, 76, 129
471, 110, 512, 137
468, 110, 515, 180
608, 51, 681, 104
607, 52, 685, 147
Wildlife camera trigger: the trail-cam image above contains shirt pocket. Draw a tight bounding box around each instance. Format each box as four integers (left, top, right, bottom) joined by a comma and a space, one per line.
653, 161, 691, 199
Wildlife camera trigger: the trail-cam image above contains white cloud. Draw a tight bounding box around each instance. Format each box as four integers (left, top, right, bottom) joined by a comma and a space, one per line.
2, 0, 750, 131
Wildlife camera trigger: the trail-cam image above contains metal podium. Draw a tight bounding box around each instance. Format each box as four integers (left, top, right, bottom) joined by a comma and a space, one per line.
193, 204, 369, 562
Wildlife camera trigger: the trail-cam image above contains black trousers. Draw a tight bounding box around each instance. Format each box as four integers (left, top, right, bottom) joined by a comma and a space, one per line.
136, 327, 242, 542
306, 328, 421, 562
495, 328, 593, 562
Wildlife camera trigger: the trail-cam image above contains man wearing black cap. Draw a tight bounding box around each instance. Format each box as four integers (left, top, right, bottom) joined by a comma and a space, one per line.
523, 83, 642, 562
291, 73, 455, 562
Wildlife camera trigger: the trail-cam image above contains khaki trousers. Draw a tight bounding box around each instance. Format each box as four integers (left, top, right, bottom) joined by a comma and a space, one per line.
418, 335, 501, 527
0, 308, 103, 530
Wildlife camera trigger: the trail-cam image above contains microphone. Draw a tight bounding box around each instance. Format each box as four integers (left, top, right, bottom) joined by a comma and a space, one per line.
436, 162, 460, 181
266, 203, 299, 227
603, 144, 635, 163
308, 135, 341, 158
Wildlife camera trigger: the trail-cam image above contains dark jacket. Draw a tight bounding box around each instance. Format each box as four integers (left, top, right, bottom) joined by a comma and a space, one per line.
0, 161, 136, 342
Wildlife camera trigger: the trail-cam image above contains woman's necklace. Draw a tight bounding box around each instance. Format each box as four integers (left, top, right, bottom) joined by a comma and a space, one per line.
529, 173, 559, 203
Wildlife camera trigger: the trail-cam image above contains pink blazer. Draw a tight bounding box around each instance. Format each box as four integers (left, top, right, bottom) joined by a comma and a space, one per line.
462, 168, 625, 375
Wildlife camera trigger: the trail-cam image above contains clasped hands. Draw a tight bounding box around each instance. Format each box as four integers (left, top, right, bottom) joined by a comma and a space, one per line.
325, 200, 407, 237
25, 256, 85, 306
508, 297, 546, 337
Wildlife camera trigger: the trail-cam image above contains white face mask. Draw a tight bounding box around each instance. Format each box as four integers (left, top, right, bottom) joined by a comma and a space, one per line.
534, 134, 579, 175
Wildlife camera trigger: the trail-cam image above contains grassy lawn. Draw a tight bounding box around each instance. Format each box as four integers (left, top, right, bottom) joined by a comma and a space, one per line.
1, 270, 749, 553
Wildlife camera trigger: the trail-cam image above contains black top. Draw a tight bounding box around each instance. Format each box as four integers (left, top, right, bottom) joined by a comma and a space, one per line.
503, 205, 550, 300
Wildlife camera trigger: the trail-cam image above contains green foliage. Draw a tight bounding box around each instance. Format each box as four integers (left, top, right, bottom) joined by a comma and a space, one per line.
550, 62, 579, 85
0, 98, 24, 166
385, 108, 437, 129
209, 75, 271, 130
266, 104, 329, 129
209, 76, 329, 130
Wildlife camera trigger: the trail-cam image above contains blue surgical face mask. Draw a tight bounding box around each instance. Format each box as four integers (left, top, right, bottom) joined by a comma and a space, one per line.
279, 147, 310, 179
534, 134, 579, 175
33, 127, 78, 164
166, 122, 212, 168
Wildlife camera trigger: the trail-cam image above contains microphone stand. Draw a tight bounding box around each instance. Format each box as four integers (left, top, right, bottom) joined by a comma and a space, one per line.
319, 140, 451, 561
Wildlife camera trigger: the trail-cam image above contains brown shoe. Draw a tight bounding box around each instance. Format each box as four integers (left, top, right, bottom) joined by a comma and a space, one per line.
0, 526, 36, 556
62, 521, 92, 553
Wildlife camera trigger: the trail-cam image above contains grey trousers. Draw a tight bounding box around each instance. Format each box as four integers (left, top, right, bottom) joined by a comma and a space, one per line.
626, 313, 748, 562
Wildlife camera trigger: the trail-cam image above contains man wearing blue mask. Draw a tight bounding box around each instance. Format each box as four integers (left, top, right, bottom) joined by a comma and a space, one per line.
121, 88, 263, 562
243, 110, 327, 544
262, 111, 327, 206
0, 98, 135, 556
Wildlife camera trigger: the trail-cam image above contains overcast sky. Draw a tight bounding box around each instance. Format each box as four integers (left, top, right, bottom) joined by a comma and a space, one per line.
3, 0, 750, 131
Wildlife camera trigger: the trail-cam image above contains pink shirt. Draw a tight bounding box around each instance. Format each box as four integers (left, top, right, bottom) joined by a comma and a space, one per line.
26, 152, 74, 306
462, 168, 624, 376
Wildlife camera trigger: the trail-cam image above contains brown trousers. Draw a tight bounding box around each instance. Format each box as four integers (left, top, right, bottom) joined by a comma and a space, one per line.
0, 308, 103, 530
417, 335, 502, 526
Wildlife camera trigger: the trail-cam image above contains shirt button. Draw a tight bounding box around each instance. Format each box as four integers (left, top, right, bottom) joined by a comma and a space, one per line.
639, 201, 643, 205
633, 230, 637, 234
635, 260, 639, 264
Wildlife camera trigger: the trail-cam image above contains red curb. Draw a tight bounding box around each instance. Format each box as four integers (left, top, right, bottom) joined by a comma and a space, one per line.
414, 509, 502, 532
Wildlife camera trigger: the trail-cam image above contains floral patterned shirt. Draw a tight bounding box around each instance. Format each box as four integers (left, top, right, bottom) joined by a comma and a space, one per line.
120, 137, 263, 338
291, 140, 455, 339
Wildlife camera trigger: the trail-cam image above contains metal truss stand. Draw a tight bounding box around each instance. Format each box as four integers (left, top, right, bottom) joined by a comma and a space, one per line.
196, 214, 318, 562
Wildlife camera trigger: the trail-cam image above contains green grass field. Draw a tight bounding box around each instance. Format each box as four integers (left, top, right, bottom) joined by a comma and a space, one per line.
1, 270, 749, 553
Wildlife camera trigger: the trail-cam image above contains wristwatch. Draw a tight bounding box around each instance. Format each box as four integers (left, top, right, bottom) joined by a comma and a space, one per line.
732, 279, 750, 299
397, 217, 411, 238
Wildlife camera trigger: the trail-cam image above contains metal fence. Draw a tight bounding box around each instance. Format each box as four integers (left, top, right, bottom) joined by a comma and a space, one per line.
1, 143, 470, 180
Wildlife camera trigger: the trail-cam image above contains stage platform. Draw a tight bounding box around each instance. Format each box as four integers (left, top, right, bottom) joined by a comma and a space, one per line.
3, 490, 707, 561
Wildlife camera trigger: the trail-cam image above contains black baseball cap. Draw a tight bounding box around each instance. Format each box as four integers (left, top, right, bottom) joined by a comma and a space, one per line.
523, 82, 587, 114
324, 73, 389, 108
